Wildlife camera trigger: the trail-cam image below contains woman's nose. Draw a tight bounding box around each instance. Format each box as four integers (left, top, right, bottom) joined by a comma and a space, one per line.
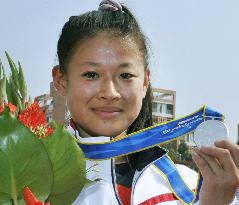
98, 80, 121, 101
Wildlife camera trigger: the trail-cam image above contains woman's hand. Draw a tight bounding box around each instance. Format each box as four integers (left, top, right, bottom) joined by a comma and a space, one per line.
192, 140, 239, 205
214, 140, 239, 168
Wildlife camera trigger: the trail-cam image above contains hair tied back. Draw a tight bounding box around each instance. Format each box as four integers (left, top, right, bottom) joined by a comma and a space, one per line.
99, 0, 124, 13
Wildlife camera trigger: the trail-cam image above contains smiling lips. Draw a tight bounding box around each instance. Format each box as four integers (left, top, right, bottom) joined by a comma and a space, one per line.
92, 107, 123, 119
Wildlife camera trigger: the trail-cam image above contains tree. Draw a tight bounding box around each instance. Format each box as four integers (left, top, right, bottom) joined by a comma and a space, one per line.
161, 142, 179, 162
178, 139, 197, 170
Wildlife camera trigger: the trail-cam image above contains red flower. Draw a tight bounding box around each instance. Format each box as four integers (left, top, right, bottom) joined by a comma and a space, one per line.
8, 103, 17, 113
24, 187, 50, 205
0, 102, 17, 115
0, 104, 3, 114
18, 101, 53, 138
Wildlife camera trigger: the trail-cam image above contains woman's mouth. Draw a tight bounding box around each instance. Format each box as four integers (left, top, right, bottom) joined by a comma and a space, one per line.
91, 107, 123, 119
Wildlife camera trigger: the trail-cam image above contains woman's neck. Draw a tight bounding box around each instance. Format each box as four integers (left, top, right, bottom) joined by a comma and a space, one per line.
76, 124, 127, 139
76, 126, 93, 138
76, 125, 128, 164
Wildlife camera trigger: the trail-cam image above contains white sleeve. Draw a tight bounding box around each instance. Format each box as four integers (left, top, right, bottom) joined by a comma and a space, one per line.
72, 180, 119, 205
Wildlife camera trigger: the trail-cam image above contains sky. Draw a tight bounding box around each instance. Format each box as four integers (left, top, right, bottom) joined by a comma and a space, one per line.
0, 0, 238, 142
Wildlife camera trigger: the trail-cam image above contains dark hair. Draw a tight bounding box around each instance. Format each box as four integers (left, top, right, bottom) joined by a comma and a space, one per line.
57, 5, 149, 72
57, 4, 153, 133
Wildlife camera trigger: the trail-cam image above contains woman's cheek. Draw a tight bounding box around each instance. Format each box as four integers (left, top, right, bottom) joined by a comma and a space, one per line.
73, 81, 100, 98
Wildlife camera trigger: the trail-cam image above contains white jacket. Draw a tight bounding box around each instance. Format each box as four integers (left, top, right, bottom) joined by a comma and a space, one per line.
68, 126, 237, 205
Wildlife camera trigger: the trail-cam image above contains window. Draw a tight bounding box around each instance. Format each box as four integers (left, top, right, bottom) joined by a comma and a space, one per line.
166, 104, 173, 115
152, 102, 157, 112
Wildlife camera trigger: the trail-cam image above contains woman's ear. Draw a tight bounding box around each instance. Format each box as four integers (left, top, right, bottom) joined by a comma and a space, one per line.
52, 65, 67, 96
143, 66, 150, 97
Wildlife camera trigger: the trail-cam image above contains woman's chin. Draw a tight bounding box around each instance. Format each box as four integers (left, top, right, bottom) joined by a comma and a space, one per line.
90, 129, 127, 138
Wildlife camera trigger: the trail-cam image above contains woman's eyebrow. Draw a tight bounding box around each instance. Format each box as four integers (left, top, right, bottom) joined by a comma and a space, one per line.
118, 62, 134, 68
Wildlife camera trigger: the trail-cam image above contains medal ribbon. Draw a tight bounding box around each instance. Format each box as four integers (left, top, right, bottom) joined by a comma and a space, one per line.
77, 106, 223, 204
153, 155, 203, 204
79, 106, 223, 159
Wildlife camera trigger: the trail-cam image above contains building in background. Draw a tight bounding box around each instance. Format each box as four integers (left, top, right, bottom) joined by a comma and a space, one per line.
35, 93, 53, 123
49, 82, 68, 124
151, 88, 179, 149
152, 88, 176, 124
36, 82, 67, 125
184, 132, 196, 147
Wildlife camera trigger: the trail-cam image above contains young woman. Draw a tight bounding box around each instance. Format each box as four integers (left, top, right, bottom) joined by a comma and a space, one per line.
53, 1, 239, 204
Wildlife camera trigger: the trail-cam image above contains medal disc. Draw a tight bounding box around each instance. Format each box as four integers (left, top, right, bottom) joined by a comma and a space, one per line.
194, 120, 229, 148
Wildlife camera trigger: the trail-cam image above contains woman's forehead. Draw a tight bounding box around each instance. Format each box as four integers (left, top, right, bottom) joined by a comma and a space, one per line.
70, 33, 144, 63
79, 32, 140, 51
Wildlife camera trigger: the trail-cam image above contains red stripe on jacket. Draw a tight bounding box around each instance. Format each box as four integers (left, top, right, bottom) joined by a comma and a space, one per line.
117, 185, 132, 205
139, 193, 178, 205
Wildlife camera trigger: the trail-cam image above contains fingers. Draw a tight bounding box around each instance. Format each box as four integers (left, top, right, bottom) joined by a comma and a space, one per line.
200, 146, 237, 172
191, 150, 215, 178
215, 140, 239, 168
192, 147, 239, 191
192, 141, 239, 205
192, 149, 222, 176
215, 140, 238, 151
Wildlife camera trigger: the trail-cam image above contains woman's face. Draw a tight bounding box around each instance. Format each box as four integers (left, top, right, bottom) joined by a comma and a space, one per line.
54, 33, 149, 137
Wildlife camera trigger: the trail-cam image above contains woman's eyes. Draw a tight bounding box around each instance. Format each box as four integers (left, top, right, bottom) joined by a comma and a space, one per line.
119, 73, 134, 79
81, 71, 134, 80
82, 71, 99, 79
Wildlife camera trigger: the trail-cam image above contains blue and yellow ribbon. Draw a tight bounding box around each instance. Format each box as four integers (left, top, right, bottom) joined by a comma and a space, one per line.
78, 105, 223, 204
153, 155, 203, 204
79, 106, 223, 160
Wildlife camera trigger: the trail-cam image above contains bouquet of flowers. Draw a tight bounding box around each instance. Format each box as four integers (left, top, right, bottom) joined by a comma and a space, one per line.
0, 52, 87, 205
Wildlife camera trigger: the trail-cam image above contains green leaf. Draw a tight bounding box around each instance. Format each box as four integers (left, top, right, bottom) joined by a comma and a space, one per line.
0, 75, 6, 104
6, 79, 14, 105
28, 96, 32, 105
17, 62, 27, 102
0, 108, 53, 205
42, 125, 87, 205
5, 52, 19, 90
49, 120, 57, 130
8, 76, 21, 108
0, 59, 5, 79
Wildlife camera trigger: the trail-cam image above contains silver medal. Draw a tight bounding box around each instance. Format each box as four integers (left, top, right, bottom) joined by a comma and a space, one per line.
194, 120, 229, 148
